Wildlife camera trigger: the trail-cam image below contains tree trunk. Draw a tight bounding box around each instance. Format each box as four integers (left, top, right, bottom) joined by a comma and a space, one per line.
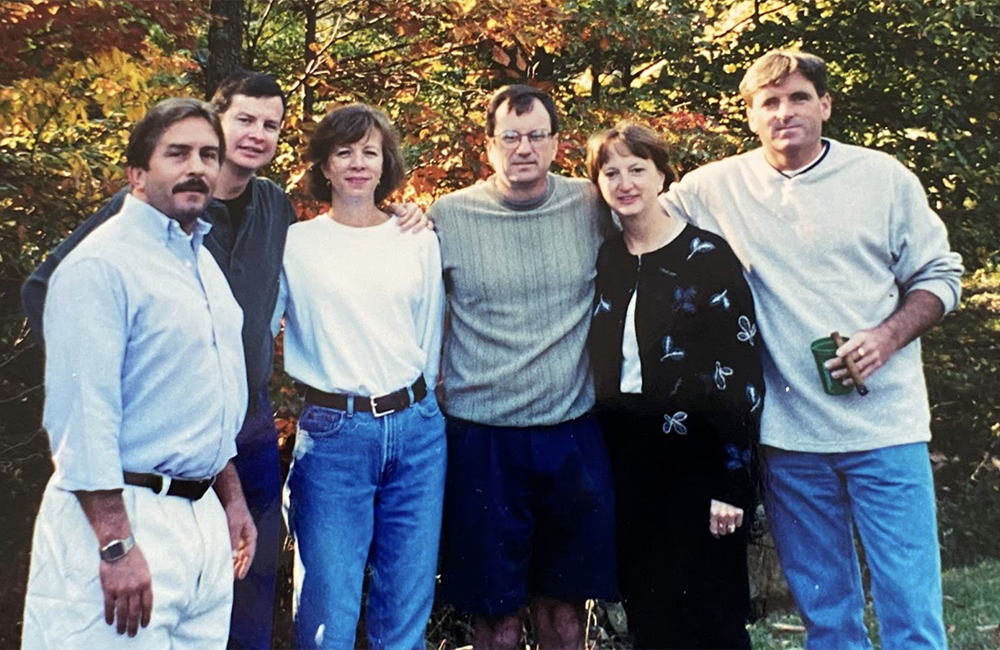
303, 0, 318, 116
589, 45, 603, 104
617, 49, 634, 94
206, 0, 244, 99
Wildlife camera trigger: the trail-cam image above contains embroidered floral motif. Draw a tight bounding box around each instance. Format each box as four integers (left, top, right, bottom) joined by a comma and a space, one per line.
709, 289, 731, 311
746, 383, 762, 413
663, 411, 688, 435
714, 361, 733, 390
687, 237, 716, 261
673, 286, 697, 313
725, 443, 752, 470
737, 315, 757, 346
660, 335, 685, 362
594, 294, 611, 317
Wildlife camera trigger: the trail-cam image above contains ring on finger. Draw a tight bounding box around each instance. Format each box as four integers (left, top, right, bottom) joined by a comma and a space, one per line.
727, 524, 736, 533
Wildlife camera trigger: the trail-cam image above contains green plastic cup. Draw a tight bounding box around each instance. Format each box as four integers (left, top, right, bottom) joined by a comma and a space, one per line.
811, 336, 853, 396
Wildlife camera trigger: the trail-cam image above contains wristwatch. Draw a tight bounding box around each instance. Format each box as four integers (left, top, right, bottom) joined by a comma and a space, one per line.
99, 535, 136, 562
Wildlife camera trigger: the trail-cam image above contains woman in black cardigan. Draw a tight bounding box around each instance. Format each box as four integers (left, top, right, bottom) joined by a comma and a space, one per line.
586, 122, 764, 649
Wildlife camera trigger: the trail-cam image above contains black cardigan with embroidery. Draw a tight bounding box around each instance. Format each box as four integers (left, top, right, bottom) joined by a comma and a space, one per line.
590, 224, 764, 510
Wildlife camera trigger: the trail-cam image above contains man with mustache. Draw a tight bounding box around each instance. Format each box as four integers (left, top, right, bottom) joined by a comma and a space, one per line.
21, 97, 255, 649
22, 71, 426, 648
659, 50, 962, 649
430, 85, 618, 650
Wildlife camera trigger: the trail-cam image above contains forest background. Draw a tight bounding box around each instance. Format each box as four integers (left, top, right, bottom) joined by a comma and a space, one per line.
0, 0, 998, 648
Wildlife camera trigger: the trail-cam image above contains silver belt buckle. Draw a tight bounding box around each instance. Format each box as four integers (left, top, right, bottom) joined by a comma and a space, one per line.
371, 395, 395, 418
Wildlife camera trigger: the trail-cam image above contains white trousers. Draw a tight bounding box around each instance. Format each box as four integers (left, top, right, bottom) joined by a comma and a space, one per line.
22, 481, 233, 649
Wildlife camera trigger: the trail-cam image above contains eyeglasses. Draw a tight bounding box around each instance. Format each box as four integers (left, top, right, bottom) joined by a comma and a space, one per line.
494, 129, 554, 149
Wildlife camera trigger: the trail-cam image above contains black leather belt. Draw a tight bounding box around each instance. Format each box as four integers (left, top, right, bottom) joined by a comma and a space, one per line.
123, 471, 216, 500
300, 376, 427, 418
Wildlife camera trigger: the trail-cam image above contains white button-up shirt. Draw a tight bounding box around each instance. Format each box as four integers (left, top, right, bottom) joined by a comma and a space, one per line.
43, 194, 247, 491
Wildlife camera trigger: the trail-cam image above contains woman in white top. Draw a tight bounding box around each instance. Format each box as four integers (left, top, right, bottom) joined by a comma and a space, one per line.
274, 103, 445, 650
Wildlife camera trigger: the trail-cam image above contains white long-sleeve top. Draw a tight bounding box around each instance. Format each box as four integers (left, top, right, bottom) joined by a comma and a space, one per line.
661, 139, 963, 453
274, 215, 444, 396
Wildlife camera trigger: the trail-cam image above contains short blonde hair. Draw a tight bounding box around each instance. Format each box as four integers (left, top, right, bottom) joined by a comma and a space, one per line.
739, 49, 828, 105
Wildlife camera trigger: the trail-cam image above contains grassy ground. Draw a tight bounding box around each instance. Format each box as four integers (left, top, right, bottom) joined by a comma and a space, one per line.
747, 558, 1000, 650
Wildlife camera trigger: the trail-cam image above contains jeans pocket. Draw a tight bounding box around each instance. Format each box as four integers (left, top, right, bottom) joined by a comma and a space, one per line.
414, 395, 443, 420
296, 404, 350, 439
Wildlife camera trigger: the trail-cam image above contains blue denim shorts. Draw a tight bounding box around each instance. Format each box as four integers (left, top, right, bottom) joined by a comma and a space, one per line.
439, 414, 617, 617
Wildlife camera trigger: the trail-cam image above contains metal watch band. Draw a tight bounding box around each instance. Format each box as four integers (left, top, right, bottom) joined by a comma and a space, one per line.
99, 534, 136, 562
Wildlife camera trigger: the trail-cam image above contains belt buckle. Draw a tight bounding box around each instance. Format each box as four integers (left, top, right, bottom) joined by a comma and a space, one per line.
370, 395, 395, 418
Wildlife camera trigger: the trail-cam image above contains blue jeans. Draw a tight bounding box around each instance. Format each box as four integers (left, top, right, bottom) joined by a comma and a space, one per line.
285, 394, 447, 650
229, 388, 282, 650
764, 442, 946, 650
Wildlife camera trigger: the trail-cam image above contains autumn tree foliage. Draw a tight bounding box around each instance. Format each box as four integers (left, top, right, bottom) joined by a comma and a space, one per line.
0, 0, 209, 442
1, 1, 206, 271
2, 0, 997, 451
0, 0, 201, 86
236, 0, 738, 213
2, 1, 1000, 646
4, 0, 998, 444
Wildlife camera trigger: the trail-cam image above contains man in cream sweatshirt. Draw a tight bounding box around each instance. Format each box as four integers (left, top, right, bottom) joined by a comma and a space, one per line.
661, 50, 962, 650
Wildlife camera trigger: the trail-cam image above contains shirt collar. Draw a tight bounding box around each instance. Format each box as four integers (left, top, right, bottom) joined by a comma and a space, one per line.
487, 173, 555, 211
122, 193, 213, 245
777, 139, 831, 178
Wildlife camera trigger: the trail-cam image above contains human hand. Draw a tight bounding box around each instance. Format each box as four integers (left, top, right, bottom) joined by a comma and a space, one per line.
709, 499, 744, 538
387, 202, 433, 233
225, 500, 257, 580
100, 545, 153, 636
825, 325, 897, 384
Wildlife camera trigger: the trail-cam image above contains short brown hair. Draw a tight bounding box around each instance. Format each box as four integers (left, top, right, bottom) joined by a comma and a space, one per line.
210, 70, 286, 118
305, 103, 405, 204
126, 98, 225, 170
585, 121, 675, 192
486, 85, 559, 137
739, 49, 828, 105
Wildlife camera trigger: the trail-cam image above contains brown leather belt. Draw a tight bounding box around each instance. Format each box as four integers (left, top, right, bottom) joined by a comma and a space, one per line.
299, 376, 427, 418
123, 471, 216, 500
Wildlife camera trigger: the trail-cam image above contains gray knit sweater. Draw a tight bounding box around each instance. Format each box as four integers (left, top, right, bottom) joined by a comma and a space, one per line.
431, 174, 615, 426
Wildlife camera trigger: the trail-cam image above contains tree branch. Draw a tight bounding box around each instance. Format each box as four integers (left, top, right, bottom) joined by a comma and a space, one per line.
714, 0, 797, 40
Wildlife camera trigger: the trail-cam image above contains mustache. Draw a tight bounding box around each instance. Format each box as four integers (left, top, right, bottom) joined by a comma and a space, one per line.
172, 178, 211, 194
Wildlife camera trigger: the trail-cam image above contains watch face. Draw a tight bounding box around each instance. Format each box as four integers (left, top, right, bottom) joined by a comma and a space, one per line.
100, 536, 134, 562
103, 541, 127, 561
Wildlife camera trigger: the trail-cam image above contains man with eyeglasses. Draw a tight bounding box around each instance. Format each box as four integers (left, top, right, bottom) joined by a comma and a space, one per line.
430, 85, 618, 650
